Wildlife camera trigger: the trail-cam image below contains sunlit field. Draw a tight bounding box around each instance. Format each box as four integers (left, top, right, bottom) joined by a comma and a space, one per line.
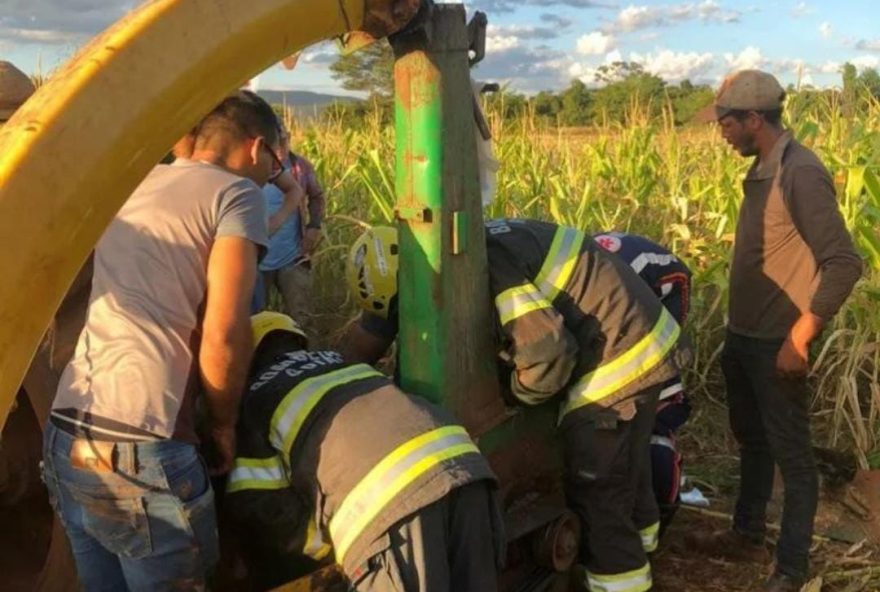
286, 90, 880, 468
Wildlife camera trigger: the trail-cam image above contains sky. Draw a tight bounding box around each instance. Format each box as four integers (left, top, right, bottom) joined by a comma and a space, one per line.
3, 0, 880, 96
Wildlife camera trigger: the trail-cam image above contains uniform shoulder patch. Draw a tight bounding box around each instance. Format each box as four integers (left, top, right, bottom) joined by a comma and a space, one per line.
594, 234, 622, 253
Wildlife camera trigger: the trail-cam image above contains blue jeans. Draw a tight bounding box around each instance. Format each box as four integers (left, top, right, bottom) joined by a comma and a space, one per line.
42, 422, 219, 591
722, 331, 818, 580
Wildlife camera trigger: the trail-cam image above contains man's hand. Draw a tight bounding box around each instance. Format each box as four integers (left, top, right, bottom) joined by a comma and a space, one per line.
272, 168, 301, 196
208, 425, 236, 476
302, 227, 322, 256
776, 312, 824, 378
776, 339, 809, 377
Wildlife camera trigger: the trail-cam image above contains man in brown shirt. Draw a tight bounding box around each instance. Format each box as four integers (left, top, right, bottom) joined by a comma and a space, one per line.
696, 70, 862, 591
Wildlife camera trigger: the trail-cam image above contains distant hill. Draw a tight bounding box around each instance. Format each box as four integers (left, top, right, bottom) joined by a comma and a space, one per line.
256, 89, 359, 119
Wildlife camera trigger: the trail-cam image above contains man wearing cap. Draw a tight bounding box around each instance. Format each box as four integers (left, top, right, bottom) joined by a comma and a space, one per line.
695, 70, 862, 591
0, 60, 35, 123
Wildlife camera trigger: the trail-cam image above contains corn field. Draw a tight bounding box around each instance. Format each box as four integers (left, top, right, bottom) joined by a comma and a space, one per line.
284, 89, 880, 467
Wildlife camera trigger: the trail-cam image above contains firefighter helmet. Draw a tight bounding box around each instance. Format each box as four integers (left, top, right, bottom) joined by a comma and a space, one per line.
251, 311, 307, 351
346, 225, 399, 318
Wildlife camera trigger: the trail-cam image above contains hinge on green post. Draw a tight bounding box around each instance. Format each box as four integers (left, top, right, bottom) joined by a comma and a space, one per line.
452, 211, 467, 254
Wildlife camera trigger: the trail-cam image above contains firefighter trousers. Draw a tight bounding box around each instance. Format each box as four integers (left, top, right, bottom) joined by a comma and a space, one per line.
349, 481, 504, 592
563, 387, 660, 592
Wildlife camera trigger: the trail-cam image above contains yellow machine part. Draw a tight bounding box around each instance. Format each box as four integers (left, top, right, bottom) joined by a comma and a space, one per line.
0, 0, 418, 430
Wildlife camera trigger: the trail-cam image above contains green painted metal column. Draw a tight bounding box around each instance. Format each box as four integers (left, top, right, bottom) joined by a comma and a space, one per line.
390, 3, 504, 434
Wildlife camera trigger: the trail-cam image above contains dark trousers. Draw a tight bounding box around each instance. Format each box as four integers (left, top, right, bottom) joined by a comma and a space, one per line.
563, 389, 659, 580
722, 331, 818, 580
351, 481, 504, 592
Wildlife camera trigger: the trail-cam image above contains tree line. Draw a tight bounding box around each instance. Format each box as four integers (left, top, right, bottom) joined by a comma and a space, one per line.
325, 40, 880, 128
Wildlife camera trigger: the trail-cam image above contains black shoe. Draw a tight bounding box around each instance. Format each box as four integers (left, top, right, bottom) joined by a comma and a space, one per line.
764, 571, 804, 592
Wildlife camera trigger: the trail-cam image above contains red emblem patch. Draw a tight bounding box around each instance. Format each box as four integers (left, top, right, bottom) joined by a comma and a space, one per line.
594, 234, 622, 253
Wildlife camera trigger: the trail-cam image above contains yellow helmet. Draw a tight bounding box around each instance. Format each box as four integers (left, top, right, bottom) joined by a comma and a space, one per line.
346, 225, 399, 318
251, 311, 307, 352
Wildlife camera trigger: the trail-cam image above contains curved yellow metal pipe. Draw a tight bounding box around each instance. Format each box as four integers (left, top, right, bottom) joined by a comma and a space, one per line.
0, 0, 416, 428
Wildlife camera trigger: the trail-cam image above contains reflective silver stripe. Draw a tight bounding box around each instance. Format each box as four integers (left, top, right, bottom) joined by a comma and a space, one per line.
329, 426, 479, 563
659, 381, 683, 400
650, 435, 675, 451
586, 563, 652, 592
629, 252, 677, 275
640, 521, 660, 552
535, 226, 585, 302
494, 283, 552, 326
227, 455, 288, 493
270, 364, 383, 460
562, 308, 680, 418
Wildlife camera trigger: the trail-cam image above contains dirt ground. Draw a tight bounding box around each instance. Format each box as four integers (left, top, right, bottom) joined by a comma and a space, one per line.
653, 506, 880, 592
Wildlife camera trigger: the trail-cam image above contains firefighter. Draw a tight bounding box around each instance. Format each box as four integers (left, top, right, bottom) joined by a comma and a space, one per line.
344, 219, 684, 592
593, 231, 693, 533
225, 312, 504, 592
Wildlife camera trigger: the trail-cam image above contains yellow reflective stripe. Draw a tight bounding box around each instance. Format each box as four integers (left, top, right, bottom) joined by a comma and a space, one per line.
329, 426, 479, 563
640, 521, 660, 553
494, 283, 552, 326
303, 513, 333, 561
535, 226, 585, 302
227, 456, 288, 493
562, 308, 680, 418
587, 563, 652, 592
270, 364, 383, 460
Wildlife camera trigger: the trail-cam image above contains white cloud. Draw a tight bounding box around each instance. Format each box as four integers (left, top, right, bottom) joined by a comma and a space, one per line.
608, 1, 741, 33
486, 34, 521, 53
0, 27, 83, 44
616, 5, 657, 31
487, 24, 561, 41
723, 46, 765, 71
300, 42, 337, 65
576, 31, 616, 55
818, 61, 842, 74
791, 2, 813, 17
851, 55, 880, 70
569, 47, 714, 85
855, 39, 880, 52
629, 49, 716, 82
605, 49, 624, 63
819, 22, 832, 39
0, 0, 136, 45
569, 51, 627, 86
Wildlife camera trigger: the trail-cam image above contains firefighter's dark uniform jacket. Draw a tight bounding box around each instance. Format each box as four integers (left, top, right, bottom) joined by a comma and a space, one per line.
360, 219, 682, 418
225, 349, 497, 580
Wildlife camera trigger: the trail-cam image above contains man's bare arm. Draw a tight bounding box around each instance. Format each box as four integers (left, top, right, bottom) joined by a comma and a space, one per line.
200, 236, 258, 474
